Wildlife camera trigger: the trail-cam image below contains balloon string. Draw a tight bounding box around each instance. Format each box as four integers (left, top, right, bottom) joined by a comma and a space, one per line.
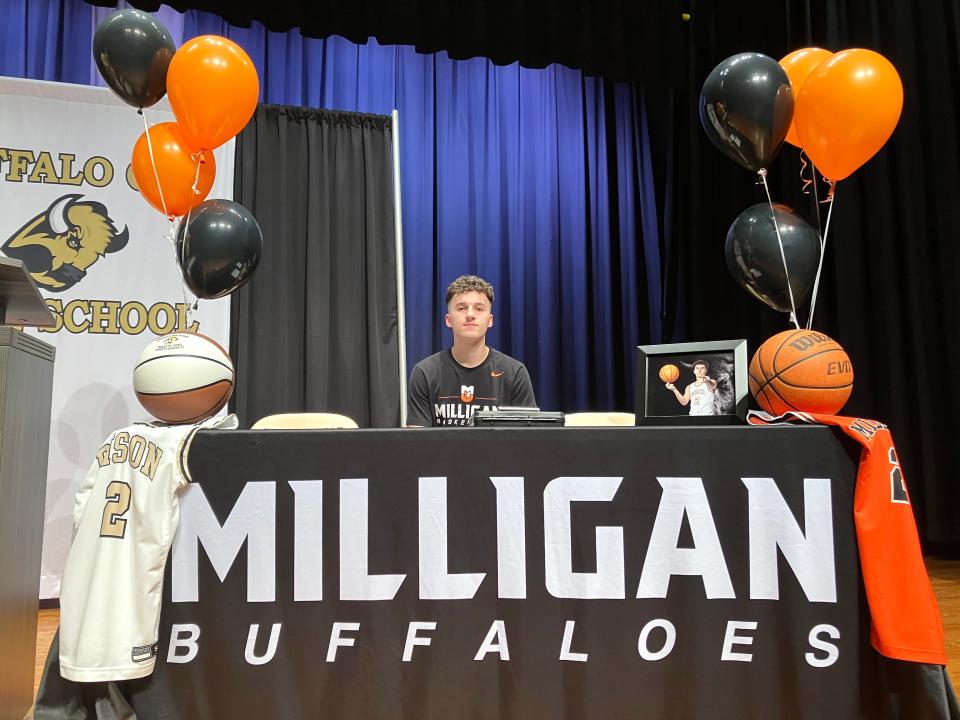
757, 169, 800, 330
799, 150, 825, 247
806, 181, 837, 330
820, 178, 836, 204
191, 152, 204, 195
139, 109, 171, 221
181, 153, 204, 253
799, 150, 814, 196
810, 158, 824, 249
172, 215, 200, 328
141, 109, 186, 323
172, 217, 191, 322
139, 111, 199, 330
180, 159, 204, 325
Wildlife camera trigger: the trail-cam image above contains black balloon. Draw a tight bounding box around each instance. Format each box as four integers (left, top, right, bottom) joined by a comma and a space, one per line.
699, 53, 794, 172
725, 203, 820, 314
176, 200, 263, 299
93, 9, 176, 109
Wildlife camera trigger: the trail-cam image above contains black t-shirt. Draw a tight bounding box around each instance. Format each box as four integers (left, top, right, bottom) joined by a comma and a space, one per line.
406, 348, 537, 426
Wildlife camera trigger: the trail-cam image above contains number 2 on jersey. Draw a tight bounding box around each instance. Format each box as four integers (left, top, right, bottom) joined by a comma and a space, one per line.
100, 481, 132, 538
889, 447, 909, 504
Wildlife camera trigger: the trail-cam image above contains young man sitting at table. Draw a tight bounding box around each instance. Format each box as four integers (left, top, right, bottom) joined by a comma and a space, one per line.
406, 274, 536, 427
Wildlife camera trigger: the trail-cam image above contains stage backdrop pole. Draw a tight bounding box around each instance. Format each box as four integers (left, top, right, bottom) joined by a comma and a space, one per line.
392, 109, 408, 426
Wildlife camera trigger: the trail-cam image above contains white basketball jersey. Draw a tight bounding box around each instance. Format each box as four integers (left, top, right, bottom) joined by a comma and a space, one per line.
688, 381, 717, 416
59, 415, 234, 681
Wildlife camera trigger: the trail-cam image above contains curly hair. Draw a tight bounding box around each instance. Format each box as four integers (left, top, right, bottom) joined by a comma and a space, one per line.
445, 275, 495, 305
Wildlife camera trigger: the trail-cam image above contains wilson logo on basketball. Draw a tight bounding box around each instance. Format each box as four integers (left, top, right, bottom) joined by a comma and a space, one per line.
788, 332, 831, 352
461, 385, 475, 403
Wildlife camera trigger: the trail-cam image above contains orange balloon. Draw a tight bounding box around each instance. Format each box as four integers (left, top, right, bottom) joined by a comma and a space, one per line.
779, 47, 833, 147
794, 49, 903, 180
166, 35, 259, 151
132, 122, 216, 217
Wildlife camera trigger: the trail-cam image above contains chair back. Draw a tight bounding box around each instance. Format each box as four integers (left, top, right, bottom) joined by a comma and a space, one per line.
563, 412, 635, 427
251, 412, 359, 429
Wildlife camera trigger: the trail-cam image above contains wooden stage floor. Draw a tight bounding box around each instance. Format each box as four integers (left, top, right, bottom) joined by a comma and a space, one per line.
23, 557, 960, 717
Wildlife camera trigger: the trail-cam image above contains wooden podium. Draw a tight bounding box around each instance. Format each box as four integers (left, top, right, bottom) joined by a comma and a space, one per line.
0, 259, 55, 720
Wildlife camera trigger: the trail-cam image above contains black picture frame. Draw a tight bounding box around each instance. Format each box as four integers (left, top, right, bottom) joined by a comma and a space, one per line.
635, 340, 748, 425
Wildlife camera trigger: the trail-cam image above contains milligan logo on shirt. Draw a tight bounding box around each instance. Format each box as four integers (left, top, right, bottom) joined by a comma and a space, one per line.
460, 385, 475, 403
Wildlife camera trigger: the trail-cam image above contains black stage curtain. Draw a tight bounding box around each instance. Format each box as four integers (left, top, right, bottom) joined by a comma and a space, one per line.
230, 105, 400, 429
82, 0, 684, 84
647, 0, 960, 546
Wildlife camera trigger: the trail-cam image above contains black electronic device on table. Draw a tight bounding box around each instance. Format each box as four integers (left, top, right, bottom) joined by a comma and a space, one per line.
472, 407, 565, 427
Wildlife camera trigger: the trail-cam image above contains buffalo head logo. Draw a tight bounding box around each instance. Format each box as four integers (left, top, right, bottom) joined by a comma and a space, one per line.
461, 385, 475, 403
2, 194, 129, 292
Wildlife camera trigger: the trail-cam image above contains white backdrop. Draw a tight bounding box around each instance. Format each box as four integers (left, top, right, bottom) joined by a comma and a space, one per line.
0, 77, 234, 598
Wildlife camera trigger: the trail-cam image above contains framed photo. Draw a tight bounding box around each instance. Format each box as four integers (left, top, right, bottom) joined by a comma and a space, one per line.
635, 340, 748, 425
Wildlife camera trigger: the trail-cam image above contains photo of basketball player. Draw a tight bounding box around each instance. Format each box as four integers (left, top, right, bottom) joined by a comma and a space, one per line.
666, 358, 718, 416
642, 351, 737, 418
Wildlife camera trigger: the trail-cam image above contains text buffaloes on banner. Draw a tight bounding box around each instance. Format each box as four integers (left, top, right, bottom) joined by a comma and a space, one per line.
143, 427, 866, 719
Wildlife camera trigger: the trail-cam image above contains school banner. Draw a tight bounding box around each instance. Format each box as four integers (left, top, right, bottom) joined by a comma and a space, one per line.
0, 77, 234, 598
127, 426, 908, 718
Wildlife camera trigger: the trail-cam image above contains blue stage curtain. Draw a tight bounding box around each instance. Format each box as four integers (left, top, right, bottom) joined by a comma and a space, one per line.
1, 0, 97, 84
1, 0, 664, 413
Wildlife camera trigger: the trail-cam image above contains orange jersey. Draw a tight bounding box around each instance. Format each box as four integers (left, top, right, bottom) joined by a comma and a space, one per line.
748, 410, 947, 665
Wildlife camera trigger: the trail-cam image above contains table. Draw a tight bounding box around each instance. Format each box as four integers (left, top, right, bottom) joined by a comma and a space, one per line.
120, 426, 950, 719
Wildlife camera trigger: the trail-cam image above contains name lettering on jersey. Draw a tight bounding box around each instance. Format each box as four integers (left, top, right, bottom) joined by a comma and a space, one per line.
97, 431, 164, 481
847, 418, 886, 442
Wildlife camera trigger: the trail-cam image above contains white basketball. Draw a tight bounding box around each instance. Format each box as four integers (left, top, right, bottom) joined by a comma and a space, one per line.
133, 333, 235, 424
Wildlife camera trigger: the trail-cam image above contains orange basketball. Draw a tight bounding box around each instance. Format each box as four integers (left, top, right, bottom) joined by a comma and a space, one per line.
659, 364, 680, 383
749, 330, 854, 415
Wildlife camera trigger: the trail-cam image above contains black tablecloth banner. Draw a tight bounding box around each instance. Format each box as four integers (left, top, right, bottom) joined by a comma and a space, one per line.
114, 427, 955, 719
